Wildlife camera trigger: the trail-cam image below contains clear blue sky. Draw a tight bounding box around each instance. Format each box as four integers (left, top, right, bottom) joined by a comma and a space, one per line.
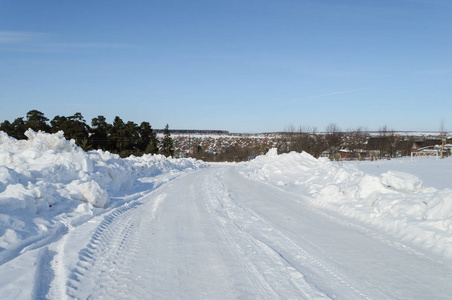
1, 0, 451, 133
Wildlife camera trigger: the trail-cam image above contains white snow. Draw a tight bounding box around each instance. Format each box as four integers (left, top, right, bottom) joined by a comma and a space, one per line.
1, 132, 452, 299
240, 149, 452, 258
0, 130, 207, 265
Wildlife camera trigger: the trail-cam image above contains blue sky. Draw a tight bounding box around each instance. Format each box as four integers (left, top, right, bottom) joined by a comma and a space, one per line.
0, 0, 451, 133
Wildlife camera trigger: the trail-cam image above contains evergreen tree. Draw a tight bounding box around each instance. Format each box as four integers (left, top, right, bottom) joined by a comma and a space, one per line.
161, 124, 174, 157
91, 115, 111, 151
109, 116, 126, 154
1, 111, 167, 158
145, 139, 158, 155
139, 122, 158, 154
121, 121, 139, 157
11, 117, 27, 139
50, 113, 89, 148
26, 110, 51, 132
80, 138, 93, 151
66, 113, 89, 144
50, 115, 69, 133
0, 120, 14, 137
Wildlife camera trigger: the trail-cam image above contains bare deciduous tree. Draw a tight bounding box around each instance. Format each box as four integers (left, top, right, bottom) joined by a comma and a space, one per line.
378, 125, 396, 158
325, 123, 342, 160
344, 127, 368, 160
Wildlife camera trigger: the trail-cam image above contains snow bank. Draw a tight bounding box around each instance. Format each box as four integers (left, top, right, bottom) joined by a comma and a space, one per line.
241, 149, 452, 258
0, 130, 207, 263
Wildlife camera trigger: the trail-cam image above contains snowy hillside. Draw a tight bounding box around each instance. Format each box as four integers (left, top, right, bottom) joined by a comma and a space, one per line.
0, 130, 207, 265
240, 149, 452, 258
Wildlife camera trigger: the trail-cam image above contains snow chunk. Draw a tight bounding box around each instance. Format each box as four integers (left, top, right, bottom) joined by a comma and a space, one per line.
266, 148, 278, 156
67, 180, 109, 208
317, 185, 342, 204
357, 175, 390, 200
380, 171, 422, 193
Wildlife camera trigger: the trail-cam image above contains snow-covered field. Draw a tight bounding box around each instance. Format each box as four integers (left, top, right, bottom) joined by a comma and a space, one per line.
1, 131, 451, 299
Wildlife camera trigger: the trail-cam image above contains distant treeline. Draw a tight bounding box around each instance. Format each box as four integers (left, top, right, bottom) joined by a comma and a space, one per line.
154, 129, 230, 135
0, 110, 174, 158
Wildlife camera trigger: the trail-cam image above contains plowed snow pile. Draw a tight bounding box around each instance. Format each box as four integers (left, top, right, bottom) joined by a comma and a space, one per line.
240, 149, 452, 258
0, 130, 207, 263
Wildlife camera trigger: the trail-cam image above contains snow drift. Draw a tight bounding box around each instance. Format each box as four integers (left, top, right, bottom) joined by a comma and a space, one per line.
0, 130, 207, 263
240, 149, 452, 258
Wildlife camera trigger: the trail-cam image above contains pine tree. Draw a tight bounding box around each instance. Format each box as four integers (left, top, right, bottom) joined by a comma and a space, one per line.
145, 139, 158, 155
0, 120, 14, 137
50, 115, 69, 133
11, 117, 27, 139
50, 113, 89, 147
109, 116, 126, 154
140, 122, 158, 154
121, 121, 139, 157
26, 110, 51, 132
67, 113, 89, 144
91, 115, 110, 151
161, 124, 174, 157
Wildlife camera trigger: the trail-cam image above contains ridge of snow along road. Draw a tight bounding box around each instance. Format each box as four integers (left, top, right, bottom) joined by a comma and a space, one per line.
0, 130, 207, 264
1, 129, 452, 271
240, 149, 452, 259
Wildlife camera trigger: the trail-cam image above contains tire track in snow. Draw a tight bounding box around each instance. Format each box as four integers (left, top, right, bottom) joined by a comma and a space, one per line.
228, 167, 452, 299
203, 169, 331, 299
34, 221, 74, 300
32, 247, 57, 299
43, 166, 452, 299
65, 194, 165, 299
204, 168, 394, 299
268, 185, 437, 264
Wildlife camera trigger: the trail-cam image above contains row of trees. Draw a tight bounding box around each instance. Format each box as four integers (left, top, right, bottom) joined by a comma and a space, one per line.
277, 124, 364, 159
278, 124, 398, 160
279, 123, 449, 160
1, 112, 447, 161
0, 110, 174, 158
190, 144, 267, 162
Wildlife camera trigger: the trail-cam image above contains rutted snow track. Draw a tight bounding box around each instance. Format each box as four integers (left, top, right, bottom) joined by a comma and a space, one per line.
203, 169, 390, 299
203, 175, 329, 299
44, 166, 452, 299
66, 201, 150, 299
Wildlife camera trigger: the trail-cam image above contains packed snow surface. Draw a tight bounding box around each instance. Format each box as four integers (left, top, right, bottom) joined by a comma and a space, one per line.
241, 149, 452, 258
1, 132, 452, 299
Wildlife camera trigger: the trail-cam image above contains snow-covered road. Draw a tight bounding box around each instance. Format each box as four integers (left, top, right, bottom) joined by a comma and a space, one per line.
40, 166, 452, 299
